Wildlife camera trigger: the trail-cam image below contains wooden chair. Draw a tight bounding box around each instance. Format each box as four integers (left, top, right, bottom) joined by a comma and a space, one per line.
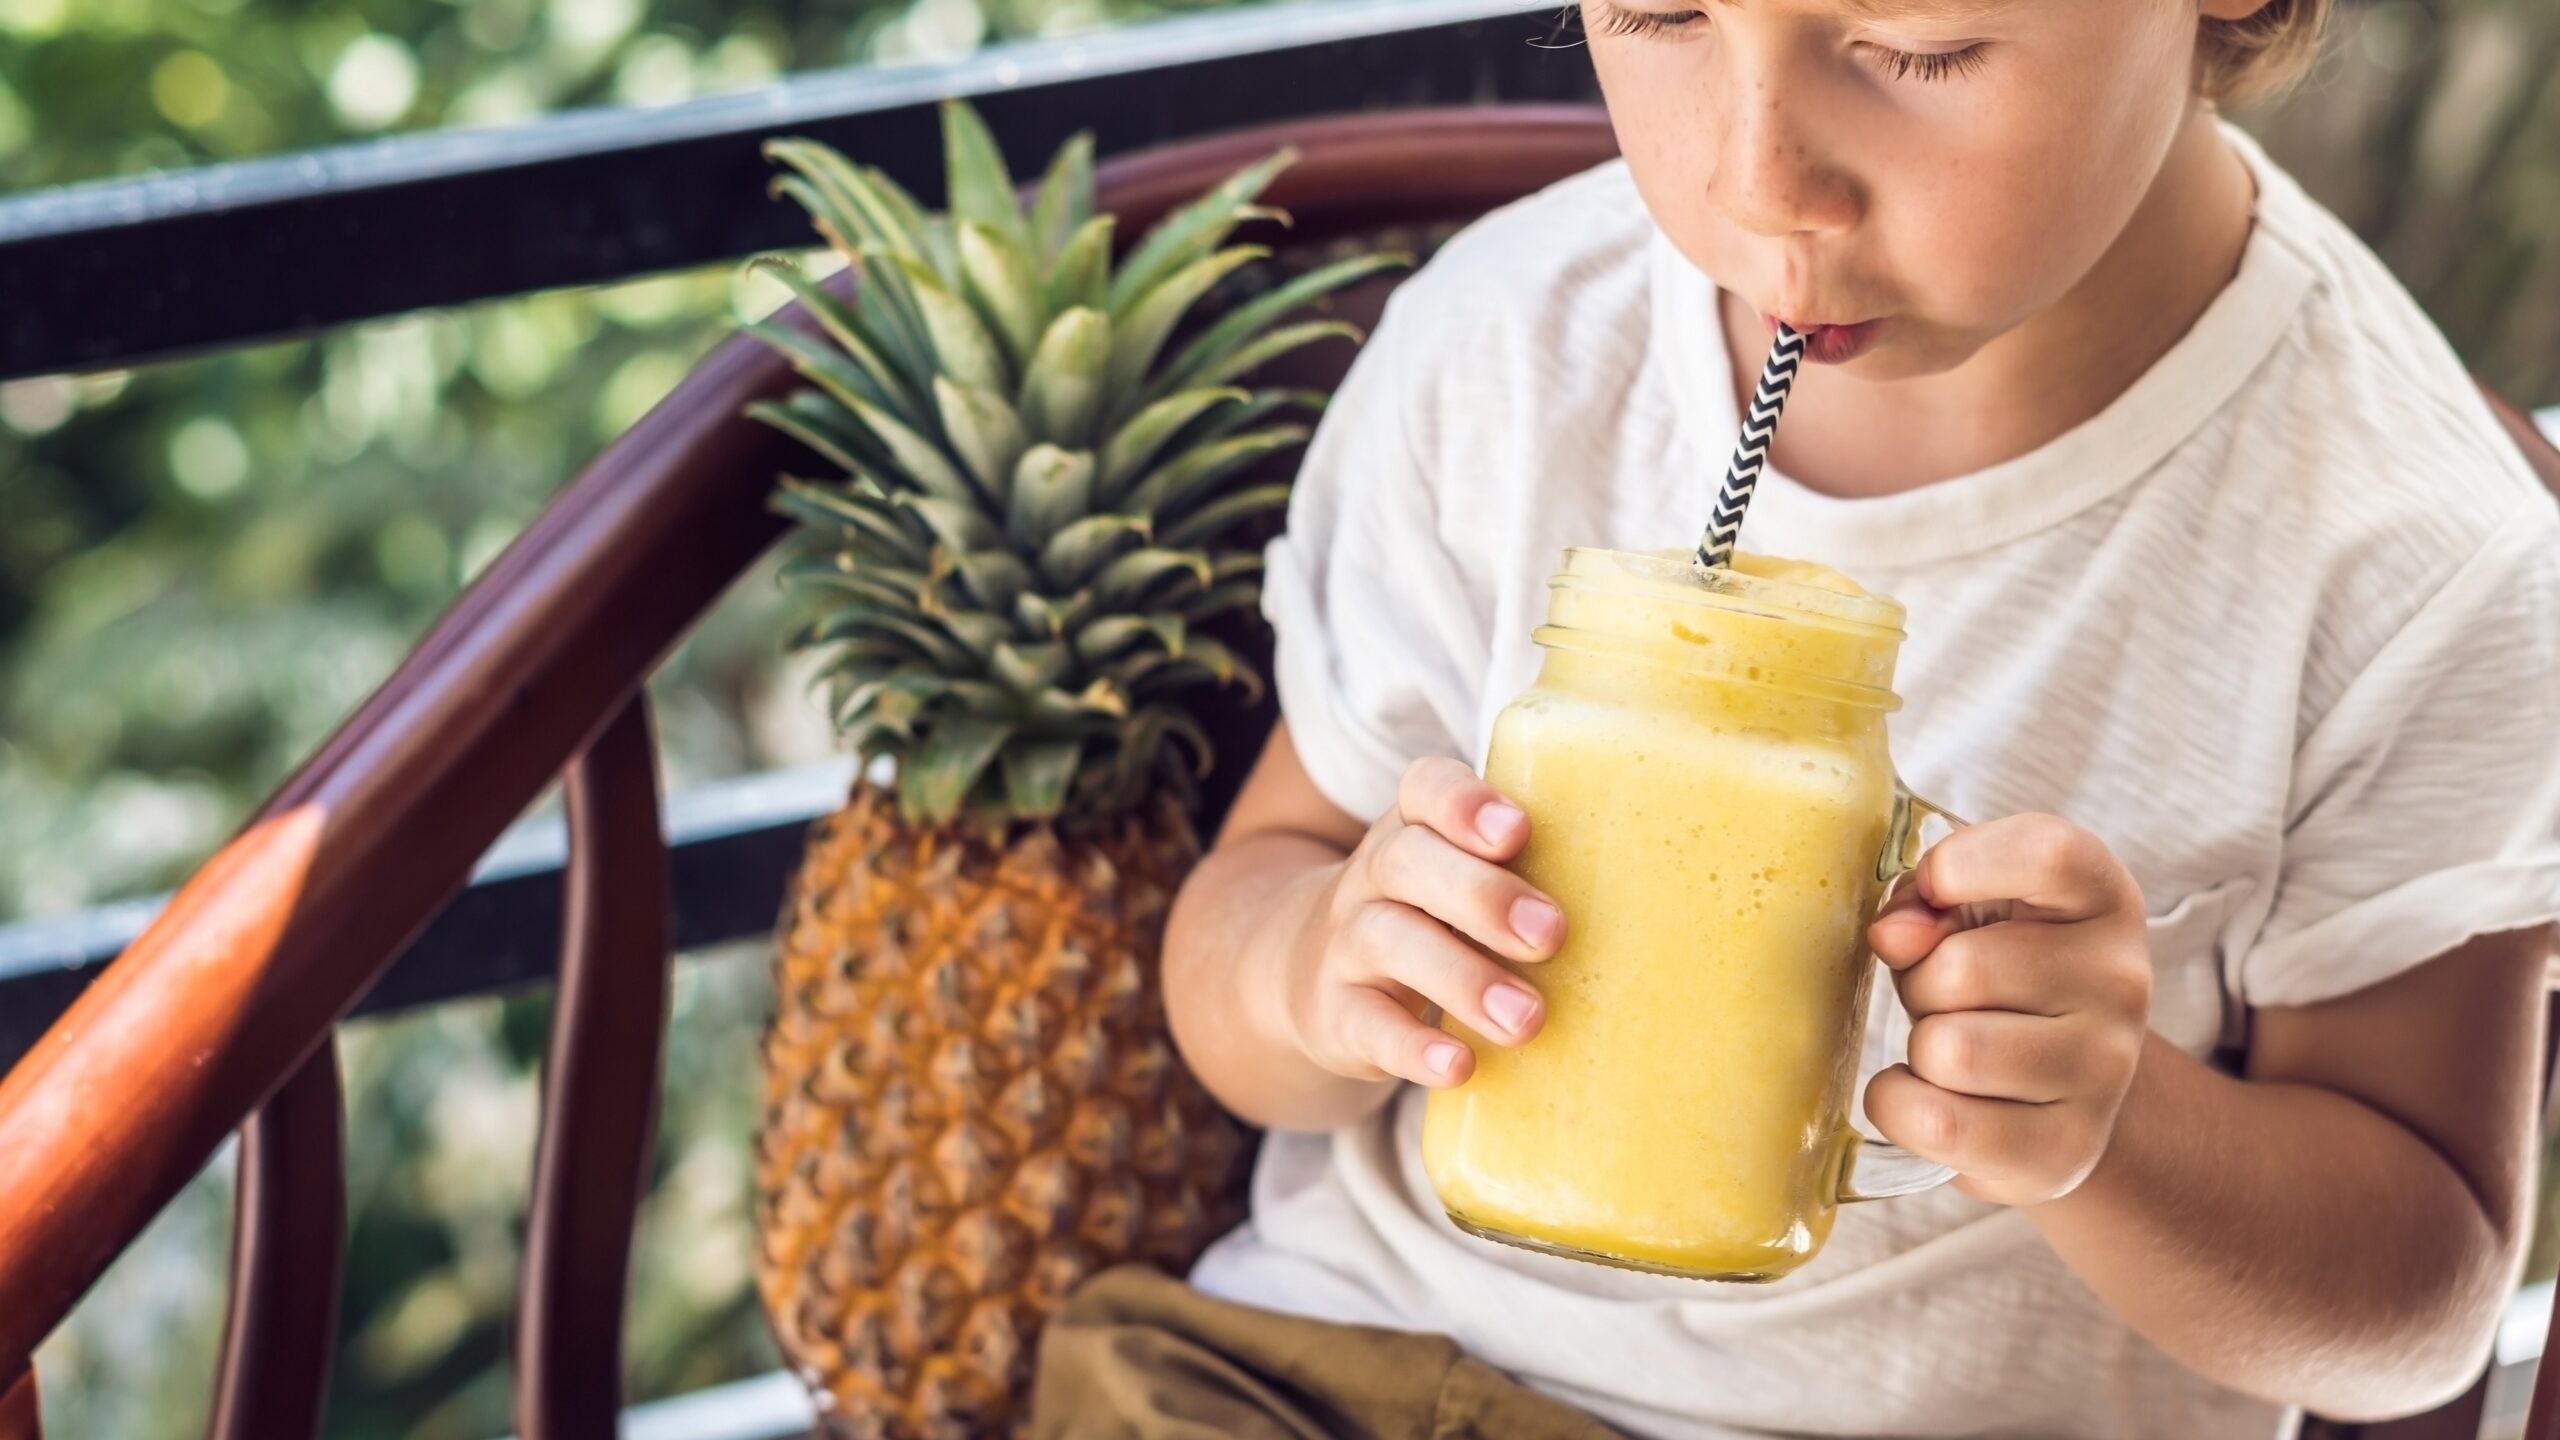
0, 104, 2555, 1440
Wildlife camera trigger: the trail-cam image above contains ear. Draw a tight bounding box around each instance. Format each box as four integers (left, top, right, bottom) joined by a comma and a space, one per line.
2197, 0, 2275, 18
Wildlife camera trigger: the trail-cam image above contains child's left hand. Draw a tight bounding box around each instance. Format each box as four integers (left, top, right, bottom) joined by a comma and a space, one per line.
1865, 813, 2154, 1207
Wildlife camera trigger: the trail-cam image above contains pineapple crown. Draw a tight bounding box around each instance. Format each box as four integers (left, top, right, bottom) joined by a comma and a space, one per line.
741, 101, 1408, 833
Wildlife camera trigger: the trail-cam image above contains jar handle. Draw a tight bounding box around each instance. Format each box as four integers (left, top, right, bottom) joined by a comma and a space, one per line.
1838, 781, 1968, 1204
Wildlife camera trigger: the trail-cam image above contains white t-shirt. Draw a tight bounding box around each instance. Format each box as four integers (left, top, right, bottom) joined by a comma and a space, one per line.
1187, 126, 2560, 1439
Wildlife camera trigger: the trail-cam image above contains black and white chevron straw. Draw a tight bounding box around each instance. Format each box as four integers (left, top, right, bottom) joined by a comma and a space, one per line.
1696, 323, 1807, 571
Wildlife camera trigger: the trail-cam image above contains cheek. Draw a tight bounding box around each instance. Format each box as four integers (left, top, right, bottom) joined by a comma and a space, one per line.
1884, 54, 2193, 327
1597, 49, 1724, 261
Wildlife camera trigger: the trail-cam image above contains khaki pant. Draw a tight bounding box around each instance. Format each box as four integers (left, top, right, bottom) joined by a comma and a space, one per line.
1030, 1265, 1627, 1440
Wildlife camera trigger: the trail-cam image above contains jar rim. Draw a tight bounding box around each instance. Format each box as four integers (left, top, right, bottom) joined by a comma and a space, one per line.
1552, 547, 1908, 637
1536, 547, 1906, 710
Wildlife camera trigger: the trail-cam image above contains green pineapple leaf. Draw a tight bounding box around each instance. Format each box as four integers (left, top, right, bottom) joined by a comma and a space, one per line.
778, 553, 933, 610
835, 386, 982, 508
940, 100, 1029, 249
887, 254, 1012, 396
1197, 320, 1363, 391
1038, 514, 1149, 588
791, 607, 975, 672
1150, 252, 1410, 400
1007, 444, 1098, 549
1072, 614, 1186, 665
1003, 738, 1086, 819
990, 640, 1072, 695
1107, 148, 1295, 315
943, 548, 1033, 613
1120, 426, 1309, 520
897, 493, 1005, 554
1046, 215, 1116, 314
770, 478, 930, 565
742, 257, 920, 412
744, 321, 903, 420
1025, 677, 1128, 725
1017, 309, 1111, 449
762, 169, 875, 267
747, 399, 891, 486
1179, 581, 1262, 626
901, 714, 1016, 824
849, 252, 944, 398
764, 139, 929, 266
932, 607, 1014, 661
1093, 547, 1213, 608
1104, 245, 1270, 424
1013, 590, 1095, 642
932, 376, 1028, 499
957, 220, 1048, 369
1098, 387, 1249, 495
858, 162, 959, 282
1159, 482, 1292, 550
1027, 131, 1096, 267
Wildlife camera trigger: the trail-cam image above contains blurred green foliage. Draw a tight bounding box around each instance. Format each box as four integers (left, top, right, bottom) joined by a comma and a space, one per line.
3, 0, 2556, 1437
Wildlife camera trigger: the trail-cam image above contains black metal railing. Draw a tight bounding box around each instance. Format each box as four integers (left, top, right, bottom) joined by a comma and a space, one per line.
0, 758, 859, 1071
0, 0, 1588, 382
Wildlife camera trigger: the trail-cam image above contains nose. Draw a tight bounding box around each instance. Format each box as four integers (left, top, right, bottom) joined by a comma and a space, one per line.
1706, 78, 1861, 239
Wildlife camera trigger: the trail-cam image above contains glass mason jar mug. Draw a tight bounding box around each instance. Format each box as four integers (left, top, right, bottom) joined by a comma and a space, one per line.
1420, 547, 1959, 1283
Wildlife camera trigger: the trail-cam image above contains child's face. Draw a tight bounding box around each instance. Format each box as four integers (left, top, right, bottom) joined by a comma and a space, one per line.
1590, 0, 2229, 377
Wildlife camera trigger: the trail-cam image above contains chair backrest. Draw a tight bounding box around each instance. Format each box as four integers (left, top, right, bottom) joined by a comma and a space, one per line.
0, 104, 1626, 1440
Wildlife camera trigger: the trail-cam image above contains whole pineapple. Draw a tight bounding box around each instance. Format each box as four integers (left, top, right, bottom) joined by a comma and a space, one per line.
742, 103, 1407, 1439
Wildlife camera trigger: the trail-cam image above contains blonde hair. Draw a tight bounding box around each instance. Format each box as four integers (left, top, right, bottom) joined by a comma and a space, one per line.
2199, 0, 2335, 104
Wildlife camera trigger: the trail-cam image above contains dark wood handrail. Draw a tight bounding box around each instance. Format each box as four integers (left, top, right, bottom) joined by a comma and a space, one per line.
0, 1369, 35, 1440
206, 1042, 344, 1440
516, 696, 673, 1438
0, 102, 1626, 1408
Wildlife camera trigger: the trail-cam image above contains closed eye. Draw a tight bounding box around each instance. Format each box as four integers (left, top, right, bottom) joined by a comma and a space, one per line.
1583, 1, 1707, 39
1866, 43, 1990, 82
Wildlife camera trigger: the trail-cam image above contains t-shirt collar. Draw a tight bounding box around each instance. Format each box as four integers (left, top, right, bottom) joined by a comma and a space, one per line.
1650, 126, 2319, 569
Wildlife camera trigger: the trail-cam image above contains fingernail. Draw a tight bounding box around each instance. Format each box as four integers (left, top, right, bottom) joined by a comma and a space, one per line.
1484, 985, 1538, 1037
1477, 802, 1526, 847
1425, 1040, 1467, 1078
1509, 897, 1562, 949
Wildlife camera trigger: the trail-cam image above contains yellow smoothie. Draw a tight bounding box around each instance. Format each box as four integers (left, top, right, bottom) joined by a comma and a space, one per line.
1420, 549, 1911, 1280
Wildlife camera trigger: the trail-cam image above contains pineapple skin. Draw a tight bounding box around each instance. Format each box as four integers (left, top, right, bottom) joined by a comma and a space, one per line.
756, 781, 1253, 1439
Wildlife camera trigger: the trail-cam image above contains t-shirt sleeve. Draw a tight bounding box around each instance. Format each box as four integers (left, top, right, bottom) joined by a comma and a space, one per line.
1258, 288, 1485, 823
2238, 502, 2560, 1007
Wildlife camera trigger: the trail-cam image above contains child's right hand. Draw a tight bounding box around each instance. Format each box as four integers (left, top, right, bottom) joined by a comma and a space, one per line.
1282, 757, 1567, 1089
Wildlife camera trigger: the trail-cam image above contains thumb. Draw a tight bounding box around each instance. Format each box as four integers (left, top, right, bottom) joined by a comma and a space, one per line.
1868, 878, 1966, 970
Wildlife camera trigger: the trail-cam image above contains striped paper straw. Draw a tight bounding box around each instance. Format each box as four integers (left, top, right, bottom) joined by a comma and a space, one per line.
1696, 323, 1806, 571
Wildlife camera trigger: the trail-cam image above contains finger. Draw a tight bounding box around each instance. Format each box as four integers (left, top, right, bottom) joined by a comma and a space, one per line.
1347, 902, 1547, 1044
1398, 757, 1531, 862
1370, 822, 1566, 962
1868, 879, 1969, 971
1908, 1011, 2123, 1103
1889, 921, 2089, 1017
1913, 814, 2137, 923
1336, 983, 1475, 1088
1903, 922, 2151, 1021
1864, 1063, 2077, 1177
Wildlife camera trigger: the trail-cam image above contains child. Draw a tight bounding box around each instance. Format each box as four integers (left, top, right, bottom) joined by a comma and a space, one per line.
1030, 0, 2560, 1434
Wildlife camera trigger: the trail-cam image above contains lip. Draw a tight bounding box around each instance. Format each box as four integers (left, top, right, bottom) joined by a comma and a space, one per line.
1761, 313, 1884, 365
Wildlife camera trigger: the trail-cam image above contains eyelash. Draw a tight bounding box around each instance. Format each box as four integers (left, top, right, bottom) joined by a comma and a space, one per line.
1582, 4, 1992, 84
1871, 44, 1990, 81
